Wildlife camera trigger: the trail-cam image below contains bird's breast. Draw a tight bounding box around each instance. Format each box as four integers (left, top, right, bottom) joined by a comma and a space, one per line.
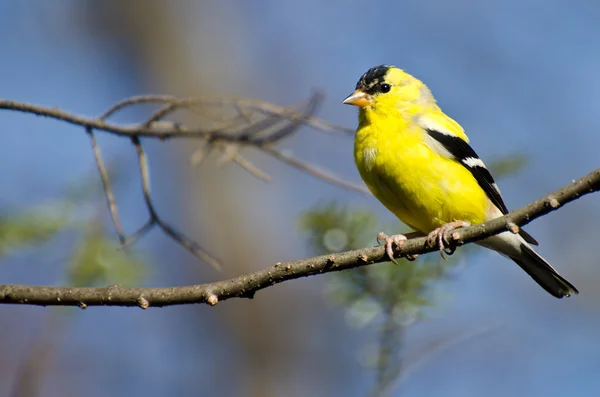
362, 147, 378, 172
354, 123, 489, 232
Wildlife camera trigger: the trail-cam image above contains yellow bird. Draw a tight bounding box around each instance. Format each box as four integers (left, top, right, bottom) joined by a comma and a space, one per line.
343, 65, 578, 298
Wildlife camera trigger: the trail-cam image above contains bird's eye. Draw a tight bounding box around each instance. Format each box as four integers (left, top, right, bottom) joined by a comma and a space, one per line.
379, 83, 391, 93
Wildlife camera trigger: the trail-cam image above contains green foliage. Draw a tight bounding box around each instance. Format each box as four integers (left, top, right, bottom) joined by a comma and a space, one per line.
298, 154, 527, 394
299, 154, 528, 326
0, 205, 69, 257
299, 202, 377, 254
67, 222, 145, 287
0, 166, 146, 288
300, 202, 459, 393
299, 202, 457, 328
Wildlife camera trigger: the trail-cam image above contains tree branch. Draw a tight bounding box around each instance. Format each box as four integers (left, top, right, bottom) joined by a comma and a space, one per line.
86, 127, 127, 244
0, 94, 362, 270
1, 168, 597, 308
0, 95, 351, 141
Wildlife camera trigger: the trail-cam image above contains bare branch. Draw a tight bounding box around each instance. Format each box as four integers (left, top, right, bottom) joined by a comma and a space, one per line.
97, 94, 352, 136
129, 136, 222, 270
189, 143, 212, 166
216, 145, 272, 182
0, 94, 364, 270
1, 168, 597, 308
142, 103, 179, 127
131, 136, 157, 219
0, 93, 345, 141
263, 146, 371, 195
0, 99, 277, 141
0, 95, 361, 195
154, 219, 221, 270
230, 151, 271, 182
86, 127, 126, 244
120, 219, 154, 249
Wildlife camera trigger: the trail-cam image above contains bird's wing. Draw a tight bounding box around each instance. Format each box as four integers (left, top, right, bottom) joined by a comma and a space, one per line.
418, 112, 538, 245
418, 112, 509, 214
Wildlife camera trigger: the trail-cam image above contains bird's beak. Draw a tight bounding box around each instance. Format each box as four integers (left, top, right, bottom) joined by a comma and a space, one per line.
342, 89, 371, 107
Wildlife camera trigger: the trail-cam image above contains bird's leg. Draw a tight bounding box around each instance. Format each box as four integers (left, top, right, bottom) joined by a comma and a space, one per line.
426, 221, 470, 260
376, 232, 418, 264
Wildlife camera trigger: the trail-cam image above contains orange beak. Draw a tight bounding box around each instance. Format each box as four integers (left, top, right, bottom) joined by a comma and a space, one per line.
342, 89, 372, 107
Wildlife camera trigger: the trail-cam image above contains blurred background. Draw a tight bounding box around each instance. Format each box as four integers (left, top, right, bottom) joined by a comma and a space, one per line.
0, 1, 599, 396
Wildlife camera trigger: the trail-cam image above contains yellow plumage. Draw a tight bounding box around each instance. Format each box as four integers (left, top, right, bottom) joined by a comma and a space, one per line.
354, 111, 489, 232
343, 65, 578, 298
353, 68, 487, 232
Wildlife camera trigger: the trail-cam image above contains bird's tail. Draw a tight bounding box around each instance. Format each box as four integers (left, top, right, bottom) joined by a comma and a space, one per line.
510, 243, 578, 298
479, 232, 578, 299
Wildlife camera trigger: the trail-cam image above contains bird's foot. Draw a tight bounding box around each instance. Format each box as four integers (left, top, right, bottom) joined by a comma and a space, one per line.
426, 221, 470, 260
376, 232, 418, 264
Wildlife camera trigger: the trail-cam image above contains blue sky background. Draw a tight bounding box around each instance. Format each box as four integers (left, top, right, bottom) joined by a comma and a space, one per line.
0, 1, 599, 396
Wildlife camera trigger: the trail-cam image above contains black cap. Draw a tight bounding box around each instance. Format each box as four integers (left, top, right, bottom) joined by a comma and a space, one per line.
355, 65, 392, 94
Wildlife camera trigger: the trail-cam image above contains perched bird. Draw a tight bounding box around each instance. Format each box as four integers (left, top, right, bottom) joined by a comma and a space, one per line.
343, 65, 578, 298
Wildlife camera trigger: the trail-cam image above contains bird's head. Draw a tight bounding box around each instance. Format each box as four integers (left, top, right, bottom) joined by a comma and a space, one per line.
343, 65, 436, 116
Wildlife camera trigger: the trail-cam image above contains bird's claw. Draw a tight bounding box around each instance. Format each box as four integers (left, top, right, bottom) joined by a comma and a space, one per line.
426, 221, 470, 260
377, 232, 418, 264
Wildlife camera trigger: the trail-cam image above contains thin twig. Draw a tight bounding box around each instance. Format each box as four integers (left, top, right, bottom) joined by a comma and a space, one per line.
241, 92, 323, 144
155, 219, 221, 271
143, 103, 178, 127
189, 143, 212, 166
229, 150, 271, 182
1, 95, 362, 195
215, 144, 271, 182
263, 146, 371, 195
120, 219, 154, 249
86, 127, 126, 243
97, 94, 352, 136
131, 136, 157, 219
0, 97, 352, 140
1, 168, 597, 308
129, 136, 222, 270
0, 94, 366, 273
99, 96, 172, 120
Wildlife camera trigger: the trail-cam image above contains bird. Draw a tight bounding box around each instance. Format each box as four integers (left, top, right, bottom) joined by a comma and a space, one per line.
343, 65, 578, 298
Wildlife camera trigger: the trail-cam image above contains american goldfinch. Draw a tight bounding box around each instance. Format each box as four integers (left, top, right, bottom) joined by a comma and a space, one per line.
343, 65, 578, 298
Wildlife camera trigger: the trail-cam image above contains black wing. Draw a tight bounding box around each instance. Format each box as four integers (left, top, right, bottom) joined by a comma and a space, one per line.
426, 129, 538, 245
